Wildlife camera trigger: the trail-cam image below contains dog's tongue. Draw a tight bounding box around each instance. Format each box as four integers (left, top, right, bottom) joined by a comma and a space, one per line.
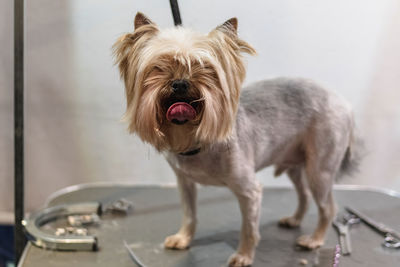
166, 102, 197, 122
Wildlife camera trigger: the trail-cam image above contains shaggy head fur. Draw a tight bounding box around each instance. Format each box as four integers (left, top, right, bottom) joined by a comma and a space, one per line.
113, 12, 256, 152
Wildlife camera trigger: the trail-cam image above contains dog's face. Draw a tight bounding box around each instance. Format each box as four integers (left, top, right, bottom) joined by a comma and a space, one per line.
113, 13, 255, 153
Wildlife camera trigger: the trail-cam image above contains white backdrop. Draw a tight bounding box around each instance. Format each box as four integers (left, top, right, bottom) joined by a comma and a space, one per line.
1, 0, 400, 223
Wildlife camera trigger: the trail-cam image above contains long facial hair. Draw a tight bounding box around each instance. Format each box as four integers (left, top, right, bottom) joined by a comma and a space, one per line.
113, 13, 256, 153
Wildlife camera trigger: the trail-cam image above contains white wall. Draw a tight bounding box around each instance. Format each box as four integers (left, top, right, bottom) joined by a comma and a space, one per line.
0, 0, 14, 223
1, 0, 400, 222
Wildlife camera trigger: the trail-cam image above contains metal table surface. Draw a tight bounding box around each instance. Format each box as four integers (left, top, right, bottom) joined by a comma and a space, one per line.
19, 184, 400, 267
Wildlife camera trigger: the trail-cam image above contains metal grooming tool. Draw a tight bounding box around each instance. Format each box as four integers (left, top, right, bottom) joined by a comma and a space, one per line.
332, 220, 351, 255
67, 214, 100, 227
332, 214, 360, 255
103, 198, 134, 214
345, 206, 400, 249
55, 227, 88, 236
22, 202, 101, 251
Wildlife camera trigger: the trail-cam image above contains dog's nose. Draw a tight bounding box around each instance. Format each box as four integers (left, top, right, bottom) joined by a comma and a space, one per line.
171, 80, 189, 95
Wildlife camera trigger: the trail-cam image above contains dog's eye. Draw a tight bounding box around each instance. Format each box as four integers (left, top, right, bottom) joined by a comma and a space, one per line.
153, 66, 163, 73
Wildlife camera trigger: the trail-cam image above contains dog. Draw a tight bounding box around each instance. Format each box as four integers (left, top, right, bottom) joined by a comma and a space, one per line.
113, 12, 358, 266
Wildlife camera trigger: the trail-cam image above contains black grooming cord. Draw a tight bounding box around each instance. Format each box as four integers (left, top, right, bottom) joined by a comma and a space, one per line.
169, 0, 182, 26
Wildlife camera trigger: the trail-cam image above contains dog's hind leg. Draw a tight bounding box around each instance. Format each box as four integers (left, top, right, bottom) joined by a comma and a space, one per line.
296, 182, 335, 249
296, 156, 339, 249
279, 167, 311, 228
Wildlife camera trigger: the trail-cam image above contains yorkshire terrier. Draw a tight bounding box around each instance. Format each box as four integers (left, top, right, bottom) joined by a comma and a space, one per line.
113, 12, 357, 267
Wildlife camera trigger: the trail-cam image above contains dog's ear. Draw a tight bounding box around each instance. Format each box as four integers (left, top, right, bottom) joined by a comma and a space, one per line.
113, 12, 158, 91
210, 17, 256, 56
216, 17, 238, 35
134, 12, 154, 30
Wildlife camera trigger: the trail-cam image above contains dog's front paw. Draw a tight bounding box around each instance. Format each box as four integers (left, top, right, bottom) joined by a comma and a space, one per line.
296, 235, 324, 250
278, 216, 301, 228
164, 234, 191, 250
228, 252, 253, 267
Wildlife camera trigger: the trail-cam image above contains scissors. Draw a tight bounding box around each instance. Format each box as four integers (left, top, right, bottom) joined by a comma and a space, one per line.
345, 206, 400, 249
332, 212, 360, 255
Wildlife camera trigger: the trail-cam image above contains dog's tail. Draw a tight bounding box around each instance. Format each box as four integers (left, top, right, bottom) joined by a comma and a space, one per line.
338, 128, 364, 179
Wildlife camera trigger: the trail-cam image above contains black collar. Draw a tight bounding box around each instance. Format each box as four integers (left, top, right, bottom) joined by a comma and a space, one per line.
179, 147, 201, 156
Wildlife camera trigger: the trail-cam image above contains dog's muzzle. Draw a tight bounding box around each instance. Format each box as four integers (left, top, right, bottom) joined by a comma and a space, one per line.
166, 80, 198, 125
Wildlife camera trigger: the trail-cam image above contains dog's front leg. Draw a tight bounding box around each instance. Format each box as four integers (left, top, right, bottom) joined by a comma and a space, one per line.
228, 178, 263, 267
164, 173, 197, 250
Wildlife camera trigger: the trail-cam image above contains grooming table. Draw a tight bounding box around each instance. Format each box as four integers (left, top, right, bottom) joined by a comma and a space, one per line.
19, 185, 400, 266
